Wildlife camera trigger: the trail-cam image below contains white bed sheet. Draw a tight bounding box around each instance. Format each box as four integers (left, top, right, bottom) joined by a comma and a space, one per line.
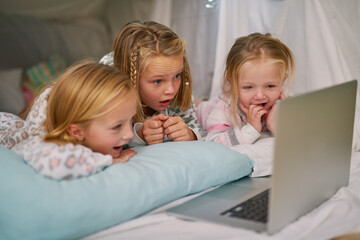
82, 151, 360, 240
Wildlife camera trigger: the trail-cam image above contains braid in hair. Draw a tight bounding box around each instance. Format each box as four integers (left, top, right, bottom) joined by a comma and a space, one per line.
130, 47, 140, 89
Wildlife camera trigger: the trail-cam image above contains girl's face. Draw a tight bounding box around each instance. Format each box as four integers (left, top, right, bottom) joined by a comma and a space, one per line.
237, 60, 284, 111
139, 55, 183, 113
80, 92, 137, 158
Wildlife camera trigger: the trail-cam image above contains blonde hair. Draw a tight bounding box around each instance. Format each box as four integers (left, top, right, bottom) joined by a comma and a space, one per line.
223, 33, 295, 126
112, 20, 192, 121
43, 61, 138, 145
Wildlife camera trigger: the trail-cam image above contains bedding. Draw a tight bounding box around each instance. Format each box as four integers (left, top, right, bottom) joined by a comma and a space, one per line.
83, 151, 360, 240
0, 141, 253, 240
0, 55, 67, 116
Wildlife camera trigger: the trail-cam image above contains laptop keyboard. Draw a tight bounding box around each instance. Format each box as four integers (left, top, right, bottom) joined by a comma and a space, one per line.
220, 189, 269, 223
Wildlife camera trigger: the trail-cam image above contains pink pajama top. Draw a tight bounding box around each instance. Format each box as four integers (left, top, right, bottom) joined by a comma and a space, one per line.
202, 95, 271, 146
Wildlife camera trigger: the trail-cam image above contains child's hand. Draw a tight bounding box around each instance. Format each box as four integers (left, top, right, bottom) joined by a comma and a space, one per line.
142, 114, 169, 145
163, 116, 196, 141
239, 102, 267, 133
264, 92, 286, 133
112, 149, 137, 164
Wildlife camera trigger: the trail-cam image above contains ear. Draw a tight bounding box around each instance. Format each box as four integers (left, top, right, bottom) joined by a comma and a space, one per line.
66, 123, 85, 141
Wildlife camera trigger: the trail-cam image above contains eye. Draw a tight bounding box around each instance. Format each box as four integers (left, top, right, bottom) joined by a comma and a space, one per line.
174, 73, 181, 79
153, 80, 161, 85
243, 85, 252, 89
267, 84, 276, 88
113, 124, 121, 130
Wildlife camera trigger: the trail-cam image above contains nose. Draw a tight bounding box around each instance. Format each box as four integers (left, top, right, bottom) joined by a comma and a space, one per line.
121, 122, 134, 140
164, 81, 175, 95
254, 88, 265, 99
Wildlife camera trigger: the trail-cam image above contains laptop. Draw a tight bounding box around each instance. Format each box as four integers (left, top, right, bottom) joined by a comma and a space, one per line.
167, 80, 358, 234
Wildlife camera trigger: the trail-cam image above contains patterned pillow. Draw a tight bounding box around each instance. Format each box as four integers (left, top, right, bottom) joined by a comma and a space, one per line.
23, 55, 66, 94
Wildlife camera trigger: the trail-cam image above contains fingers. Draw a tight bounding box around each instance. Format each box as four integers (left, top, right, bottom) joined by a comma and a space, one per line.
143, 128, 165, 145
248, 105, 267, 118
113, 149, 137, 164
143, 114, 168, 129
163, 116, 184, 135
171, 129, 196, 141
162, 116, 182, 129
145, 134, 165, 145
150, 113, 169, 123
163, 116, 195, 141
156, 113, 169, 121
143, 114, 195, 144
142, 114, 169, 145
247, 105, 267, 133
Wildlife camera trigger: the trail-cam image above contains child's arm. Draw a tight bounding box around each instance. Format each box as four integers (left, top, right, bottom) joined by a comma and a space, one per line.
205, 98, 261, 146
11, 135, 113, 180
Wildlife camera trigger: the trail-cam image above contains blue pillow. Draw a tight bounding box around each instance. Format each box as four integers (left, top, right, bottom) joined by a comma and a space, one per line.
0, 141, 253, 240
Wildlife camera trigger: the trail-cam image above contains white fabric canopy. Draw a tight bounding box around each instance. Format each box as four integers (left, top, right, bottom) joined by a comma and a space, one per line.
1, 0, 359, 149
209, 0, 360, 150
210, 0, 360, 96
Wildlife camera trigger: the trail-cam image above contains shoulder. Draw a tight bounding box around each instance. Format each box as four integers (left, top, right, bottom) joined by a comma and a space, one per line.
212, 94, 231, 111
26, 87, 53, 124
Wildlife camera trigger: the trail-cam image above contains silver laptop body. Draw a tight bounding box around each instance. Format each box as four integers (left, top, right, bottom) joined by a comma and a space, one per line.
167, 80, 357, 234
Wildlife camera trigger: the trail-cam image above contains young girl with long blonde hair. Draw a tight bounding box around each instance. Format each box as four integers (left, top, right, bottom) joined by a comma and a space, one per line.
100, 20, 203, 145
0, 62, 139, 179
204, 33, 295, 146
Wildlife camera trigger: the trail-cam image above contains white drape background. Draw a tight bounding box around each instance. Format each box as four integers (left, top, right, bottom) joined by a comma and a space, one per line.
1, 0, 359, 149
209, 0, 360, 150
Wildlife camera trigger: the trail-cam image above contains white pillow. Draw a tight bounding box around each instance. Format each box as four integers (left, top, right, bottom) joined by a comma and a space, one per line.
0, 68, 25, 114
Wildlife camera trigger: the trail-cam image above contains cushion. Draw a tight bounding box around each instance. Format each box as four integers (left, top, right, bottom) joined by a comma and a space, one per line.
23, 55, 67, 94
0, 141, 253, 240
0, 68, 25, 114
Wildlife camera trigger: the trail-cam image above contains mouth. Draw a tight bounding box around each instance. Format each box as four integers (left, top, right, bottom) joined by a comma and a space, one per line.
159, 99, 172, 106
254, 103, 267, 107
111, 145, 123, 158
113, 145, 123, 153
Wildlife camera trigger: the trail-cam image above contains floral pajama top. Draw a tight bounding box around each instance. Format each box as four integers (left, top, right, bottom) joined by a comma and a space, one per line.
0, 88, 112, 180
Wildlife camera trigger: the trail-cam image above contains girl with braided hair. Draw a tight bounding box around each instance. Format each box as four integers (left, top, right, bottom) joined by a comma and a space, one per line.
100, 20, 203, 146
